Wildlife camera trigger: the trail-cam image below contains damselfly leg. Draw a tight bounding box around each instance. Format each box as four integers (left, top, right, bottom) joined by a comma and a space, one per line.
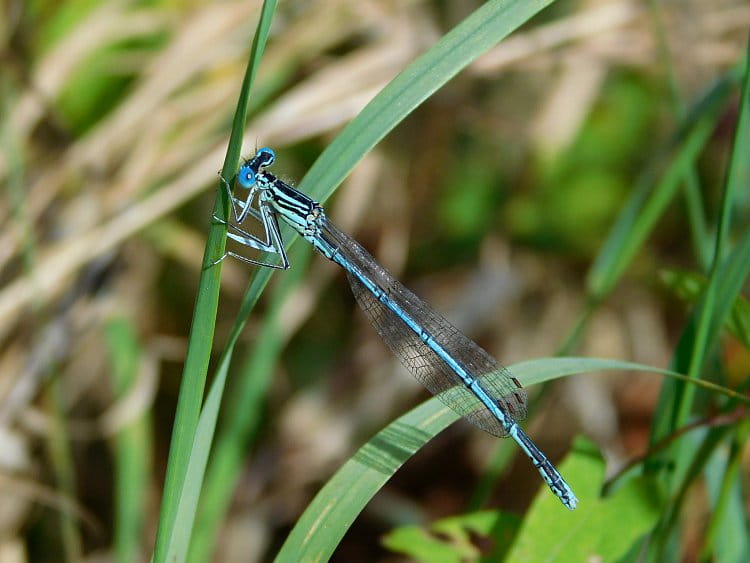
211, 169, 291, 269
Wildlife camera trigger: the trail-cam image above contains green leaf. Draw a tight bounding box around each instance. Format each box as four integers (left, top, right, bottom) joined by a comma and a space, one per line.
275, 357, 689, 561
383, 511, 520, 563
382, 440, 662, 563
507, 438, 662, 562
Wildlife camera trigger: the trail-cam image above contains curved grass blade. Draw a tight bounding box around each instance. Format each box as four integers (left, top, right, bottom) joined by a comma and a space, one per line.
585, 65, 742, 302
650, 42, 750, 560
245, 0, 562, 320
274, 358, 706, 561
656, 238, 750, 441
221, 0, 565, 389
650, 56, 750, 444
560, 65, 743, 357
660, 269, 750, 348
672, 45, 750, 430
650, 235, 750, 560
699, 43, 750, 559
700, 419, 750, 562
298, 0, 557, 204
152, 2, 277, 562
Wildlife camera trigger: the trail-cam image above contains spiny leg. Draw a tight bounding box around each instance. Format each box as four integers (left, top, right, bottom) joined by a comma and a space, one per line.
212, 203, 290, 269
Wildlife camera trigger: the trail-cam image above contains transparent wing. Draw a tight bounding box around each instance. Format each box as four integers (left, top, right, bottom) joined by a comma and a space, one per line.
320, 220, 527, 437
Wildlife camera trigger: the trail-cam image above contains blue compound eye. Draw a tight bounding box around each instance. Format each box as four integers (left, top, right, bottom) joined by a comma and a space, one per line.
238, 166, 256, 188
257, 147, 276, 167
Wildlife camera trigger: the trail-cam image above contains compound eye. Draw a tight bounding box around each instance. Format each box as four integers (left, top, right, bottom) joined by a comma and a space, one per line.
257, 147, 276, 167
238, 167, 256, 188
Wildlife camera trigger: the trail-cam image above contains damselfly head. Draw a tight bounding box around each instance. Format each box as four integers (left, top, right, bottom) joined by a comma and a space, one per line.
238, 147, 276, 189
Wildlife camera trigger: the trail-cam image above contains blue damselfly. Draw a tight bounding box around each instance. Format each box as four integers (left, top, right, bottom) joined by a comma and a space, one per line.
213, 148, 578, 510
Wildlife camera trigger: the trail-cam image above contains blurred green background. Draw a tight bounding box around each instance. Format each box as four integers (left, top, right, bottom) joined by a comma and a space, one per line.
1, 0, 749, 561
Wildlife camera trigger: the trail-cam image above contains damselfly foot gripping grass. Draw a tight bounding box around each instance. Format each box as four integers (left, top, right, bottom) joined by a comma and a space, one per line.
214, 148, 578, 510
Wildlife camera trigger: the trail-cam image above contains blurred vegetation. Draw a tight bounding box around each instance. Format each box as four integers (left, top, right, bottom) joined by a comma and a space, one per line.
1, 0, 749, 561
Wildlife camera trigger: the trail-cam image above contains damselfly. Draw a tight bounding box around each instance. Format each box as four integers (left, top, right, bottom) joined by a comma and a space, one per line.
213, 148, 578, 510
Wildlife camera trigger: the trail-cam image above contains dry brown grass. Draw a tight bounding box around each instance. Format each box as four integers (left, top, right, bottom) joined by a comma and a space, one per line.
0, 0, 748, 559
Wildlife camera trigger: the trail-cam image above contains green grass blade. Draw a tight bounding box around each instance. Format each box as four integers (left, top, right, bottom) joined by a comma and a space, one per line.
162, 342, 233, 563
105, 319, 151, 563
585, 118, 712, 300
660, 269, 750, 348
297, 0, 557, 204
228, 0, 563, 337
648, 425, 731, 559
655, 45, 750, 437
274, 357, 694, 561
163, 231, 293, 562
646, 46, 750, 558
644, 230, 750, 557
672, 44, 749, 428
647, 0, 712, 270
700, 420, 750, 561
561, 67, 741, 356
723, 41, 750, 220
47, 377, 82, 561
158, 264, 275, 562
272, 397, 455, 563
187, 244, 312, 563
151, 3, 277, 561
651, 229, 750, 441
676, 41, 750, 559
585, 68, 740, 301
